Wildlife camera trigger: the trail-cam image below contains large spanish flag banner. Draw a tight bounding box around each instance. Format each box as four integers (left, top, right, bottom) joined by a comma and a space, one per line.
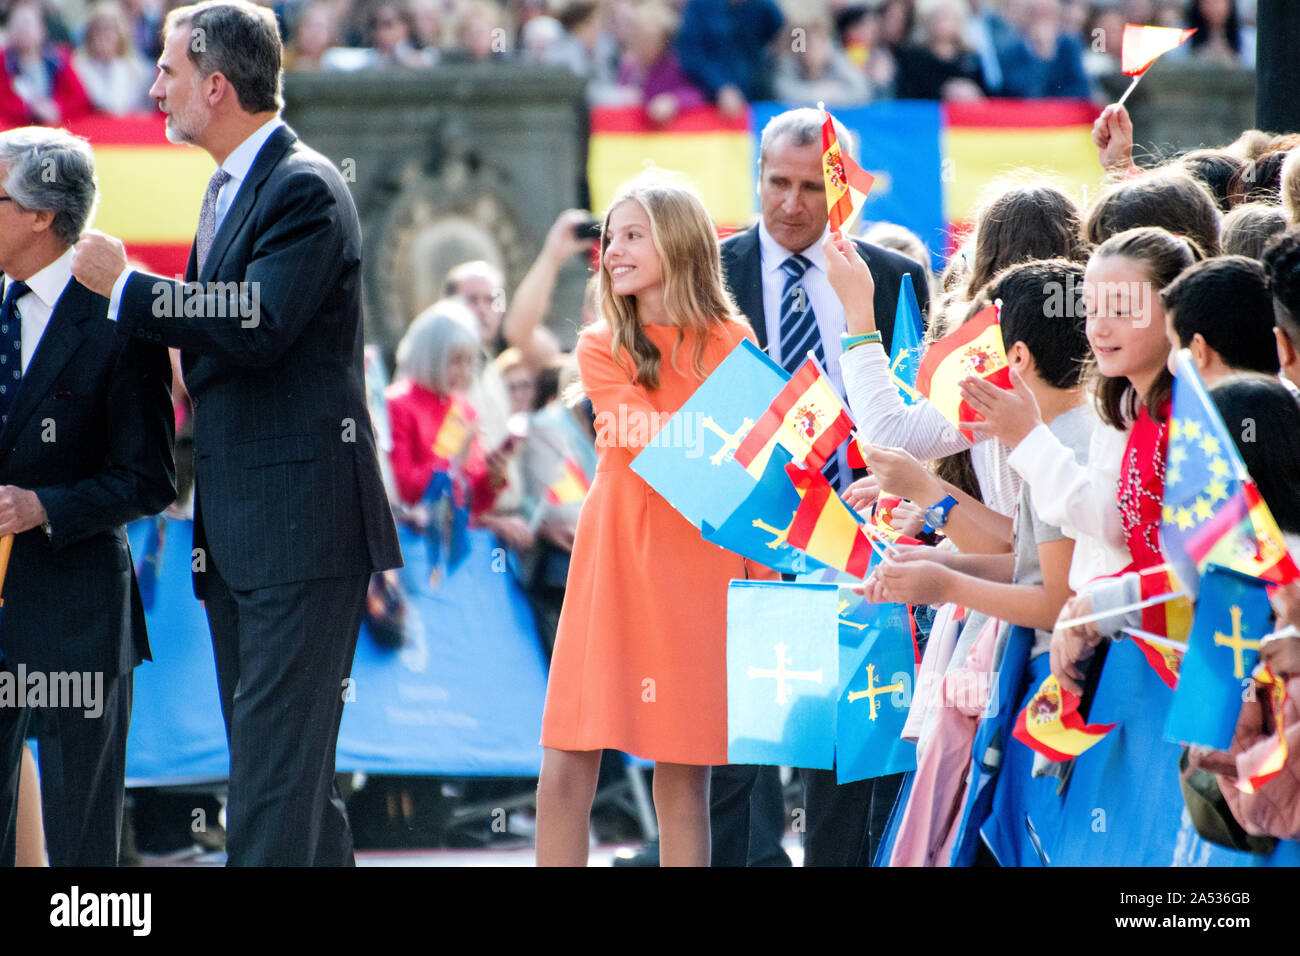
590, 100, 1102, 270
66, 115, 211, 278
1013, 673, 1116, 762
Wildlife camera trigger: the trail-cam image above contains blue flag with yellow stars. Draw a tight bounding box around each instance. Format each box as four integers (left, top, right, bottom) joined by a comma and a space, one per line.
631, 338, 788, 531
1164, 563, 1274, 750
1160, 350, 1299, 598
889, 272, 925, 405
702, 445, 827, 574
727, 580, 840, 769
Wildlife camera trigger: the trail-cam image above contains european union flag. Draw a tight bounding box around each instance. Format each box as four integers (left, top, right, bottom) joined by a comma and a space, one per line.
835, 594, 918, 783
889, 271, 925, 405
1161, 350, 1298, 598
631, 339, 787, 530
727, 580, 840, 769
701, 445, 826, 574
1164, 563, 1274, 750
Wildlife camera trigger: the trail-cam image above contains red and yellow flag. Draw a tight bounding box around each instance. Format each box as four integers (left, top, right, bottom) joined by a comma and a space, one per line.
914, 303, 1009, 441
1121, 23, 1197, 76
432, 401, 472, 462
821, 107, 874, 234
1132, 564, 1193, 688
1236, 665, 1290, 794
1013, 673, 1117, 762
734, 357, 854, 478
784, 462, 875, 579
545, 458, 590, 505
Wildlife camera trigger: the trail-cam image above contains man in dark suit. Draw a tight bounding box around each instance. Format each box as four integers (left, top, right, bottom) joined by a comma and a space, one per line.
0, 127, 176, 866
714, 107, 929, 867
73, 0, 402, 866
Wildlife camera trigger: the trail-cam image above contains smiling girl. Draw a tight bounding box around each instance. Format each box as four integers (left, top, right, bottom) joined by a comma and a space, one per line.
535, 173, 774, 867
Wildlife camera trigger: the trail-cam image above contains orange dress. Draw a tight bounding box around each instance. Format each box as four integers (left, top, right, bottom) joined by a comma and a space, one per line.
541, 319, 778, 765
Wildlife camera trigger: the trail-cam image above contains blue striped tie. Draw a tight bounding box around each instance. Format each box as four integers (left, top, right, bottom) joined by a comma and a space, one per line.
777, 256, 841, 490
0, 279, 27, 426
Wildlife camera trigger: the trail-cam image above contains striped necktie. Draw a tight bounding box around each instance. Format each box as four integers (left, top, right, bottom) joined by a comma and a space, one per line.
0, 279, 27, 425
777, 255, 841, 490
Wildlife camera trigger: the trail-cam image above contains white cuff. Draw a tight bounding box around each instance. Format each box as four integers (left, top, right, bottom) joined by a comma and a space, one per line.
106, 268, 134, 321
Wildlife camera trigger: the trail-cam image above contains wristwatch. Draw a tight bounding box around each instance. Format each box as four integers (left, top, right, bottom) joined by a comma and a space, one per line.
921, 495, 958, 535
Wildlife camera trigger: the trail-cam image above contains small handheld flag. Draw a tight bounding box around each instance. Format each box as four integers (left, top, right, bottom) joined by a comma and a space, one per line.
1234, 665, 1290, 794
1160, 350, 1299, 599
914, 302, 1008, 441
820, 103, 874, 235
544, 458, 590, 505
785, 462, 877, 579
1013, 673, 1116, 762
733, 354, 855, 477
1165, 564, 1274, 750
889, 272, 925, 405
1116, 23, 1197, 105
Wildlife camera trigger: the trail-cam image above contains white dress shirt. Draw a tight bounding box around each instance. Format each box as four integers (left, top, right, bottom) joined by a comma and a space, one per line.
7, 245, 76, 374
109, 116, 285, 318
757, 220, 854, 487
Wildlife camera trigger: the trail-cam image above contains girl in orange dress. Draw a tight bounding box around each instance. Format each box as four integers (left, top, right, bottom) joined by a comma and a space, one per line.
535, 174, 777, 867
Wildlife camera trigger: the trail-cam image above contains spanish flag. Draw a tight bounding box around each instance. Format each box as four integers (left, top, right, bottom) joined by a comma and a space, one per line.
821, 106, 874, 235
914, 303, 1009, 441
734, 357, 855, 478
432, 401, 472, 462
1013, 673, 1116, 762
546, 458, 590, 505
1121, 23, 1196, 76
784, 462, 876, 579
1133, 564, 1193, 688
1236, 665, 1290, 794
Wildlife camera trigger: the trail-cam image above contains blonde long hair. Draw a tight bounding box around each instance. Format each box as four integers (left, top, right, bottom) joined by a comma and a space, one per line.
596, 173, 741, 389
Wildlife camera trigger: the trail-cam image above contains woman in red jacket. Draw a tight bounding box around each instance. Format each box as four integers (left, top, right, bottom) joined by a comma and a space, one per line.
0, 2, 93, 127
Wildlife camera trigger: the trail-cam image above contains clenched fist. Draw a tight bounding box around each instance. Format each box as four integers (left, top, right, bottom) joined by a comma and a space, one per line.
71, 230, 129, 299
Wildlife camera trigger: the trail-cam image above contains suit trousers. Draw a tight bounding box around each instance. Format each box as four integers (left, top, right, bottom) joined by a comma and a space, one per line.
202, 557, 368, 866
0, 666, 132, 866
709, 763, 791, 866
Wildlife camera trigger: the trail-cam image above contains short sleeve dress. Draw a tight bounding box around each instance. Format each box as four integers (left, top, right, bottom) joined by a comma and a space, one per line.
540, 318, 779, 765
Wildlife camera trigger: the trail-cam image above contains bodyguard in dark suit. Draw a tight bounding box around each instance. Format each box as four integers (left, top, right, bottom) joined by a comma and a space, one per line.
713, 108, 929, 867
74, 1, 402, 865
0, 127, 176, 866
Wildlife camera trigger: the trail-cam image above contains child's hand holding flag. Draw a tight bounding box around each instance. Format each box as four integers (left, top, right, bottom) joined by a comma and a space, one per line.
821, 230, 876, 335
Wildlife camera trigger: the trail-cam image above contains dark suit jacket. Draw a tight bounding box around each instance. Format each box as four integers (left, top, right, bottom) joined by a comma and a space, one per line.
116, 124, 402, 594
0, 277, 175, 677
719, 224, 930, 360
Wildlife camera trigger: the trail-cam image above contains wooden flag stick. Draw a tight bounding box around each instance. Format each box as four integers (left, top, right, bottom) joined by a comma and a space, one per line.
1115, 73, 1142, 107
0, 533, 13, 607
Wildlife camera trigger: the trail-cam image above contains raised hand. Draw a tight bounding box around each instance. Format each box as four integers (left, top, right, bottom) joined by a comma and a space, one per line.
821, 230, 876, 334
960, 367, 1044, 449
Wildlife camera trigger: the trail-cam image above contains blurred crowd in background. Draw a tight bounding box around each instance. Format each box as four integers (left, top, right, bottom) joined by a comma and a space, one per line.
0, 0, 1261, 126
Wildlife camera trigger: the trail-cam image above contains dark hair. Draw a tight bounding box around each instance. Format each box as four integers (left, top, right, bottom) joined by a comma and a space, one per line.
987, 258, 1089, 389
556, 0, 599, 31
1227, 150, 1288, 207
166, 1, 283, 114
1209, 374, 1300, 535
1178, 149, 1244, 212
1161, 255, 1279, 374
1087, 227, 1196, 428
1189, 0, 1243, 56
1263, 226, 1300, 347
967, 183, 1087, 299
1221, 202, 1288, 260
1084, 167, 1221, 259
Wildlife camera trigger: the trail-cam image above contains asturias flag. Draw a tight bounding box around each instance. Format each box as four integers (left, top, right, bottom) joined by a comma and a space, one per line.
914, 303, 1009, 441
821, 106, 874, 234
1160, 350, 1299, 599
733, 355, 855, 477
1165, 564, 1273, 750
1121, 23, 1196, 76
889, 272, 925, 405
1013, 673, 1116, 762
835, 596, 918, 783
